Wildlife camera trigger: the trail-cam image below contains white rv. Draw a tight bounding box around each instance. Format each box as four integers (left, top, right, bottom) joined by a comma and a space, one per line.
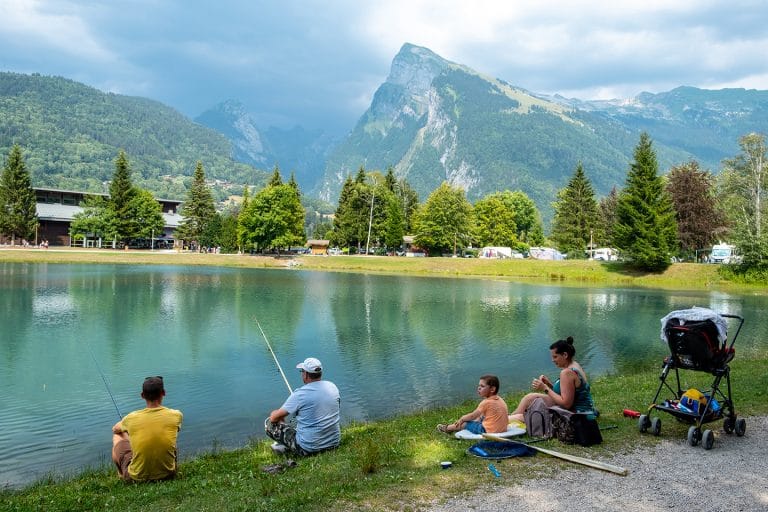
709, 243, 737, 264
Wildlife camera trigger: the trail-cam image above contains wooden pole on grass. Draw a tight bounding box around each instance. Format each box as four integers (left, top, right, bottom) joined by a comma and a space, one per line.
482, 434, 628, 476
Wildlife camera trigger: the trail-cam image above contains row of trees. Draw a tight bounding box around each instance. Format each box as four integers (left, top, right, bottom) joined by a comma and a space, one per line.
3, 130, 767, 274
326, 166, 545, 256
549, 132, 768, 271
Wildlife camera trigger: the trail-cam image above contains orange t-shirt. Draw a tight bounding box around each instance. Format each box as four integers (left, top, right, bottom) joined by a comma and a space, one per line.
478, 395, 509, 433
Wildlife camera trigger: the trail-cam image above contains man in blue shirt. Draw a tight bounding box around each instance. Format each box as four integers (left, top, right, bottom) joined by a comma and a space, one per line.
265, 357, 341, 455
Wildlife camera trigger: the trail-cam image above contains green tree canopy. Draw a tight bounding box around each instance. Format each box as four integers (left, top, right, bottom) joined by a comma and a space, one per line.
129, 188, 165, 241
614, 133, 678, 271
176, 161, 217, 245
719, 132, 768, 267
550, 163, 599, 258
239, 180, 305, 253
0, 144, 38, 243
486, 190, 544, 246
413, 182, 472, 255
472, 195, 517, 248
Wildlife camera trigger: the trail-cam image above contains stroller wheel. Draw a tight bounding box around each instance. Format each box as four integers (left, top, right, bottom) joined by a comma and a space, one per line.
638, 414, 650, 433
687, 426, 700, 446
702, 429, 714, 450
650, 417, 662, 436
735, 418, 746, 437
723, 416, 735, 434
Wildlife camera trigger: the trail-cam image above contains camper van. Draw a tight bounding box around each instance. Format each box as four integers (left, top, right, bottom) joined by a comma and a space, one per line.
591, 248, 618, 261
709, 243, 737, 264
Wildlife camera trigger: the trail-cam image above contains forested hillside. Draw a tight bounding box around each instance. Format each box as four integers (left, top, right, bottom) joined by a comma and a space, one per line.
0, 72, 268, 200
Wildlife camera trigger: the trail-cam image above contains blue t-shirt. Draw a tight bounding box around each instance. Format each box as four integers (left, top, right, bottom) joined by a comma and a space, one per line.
280, 380, 341, 452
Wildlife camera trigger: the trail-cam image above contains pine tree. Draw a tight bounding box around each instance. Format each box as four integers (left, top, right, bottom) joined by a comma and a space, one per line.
550, 163, 599, 258
108, 150, 137, 244
614, 133, 678, 270
177, 161, 216, 246
597, 186, 619, 248
268, 165, 283, 187
0, 144, 38, 244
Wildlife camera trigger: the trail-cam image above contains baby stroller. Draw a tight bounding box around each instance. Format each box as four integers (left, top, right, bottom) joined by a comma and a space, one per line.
638, 307, 745, 450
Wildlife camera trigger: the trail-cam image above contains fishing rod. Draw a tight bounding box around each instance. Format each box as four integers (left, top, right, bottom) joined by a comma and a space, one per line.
84, 340, 123, 419
255, 318, 293, 394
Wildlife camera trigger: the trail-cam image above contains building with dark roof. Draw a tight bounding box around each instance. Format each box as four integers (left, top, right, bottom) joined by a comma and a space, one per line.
8, 187, 183, 247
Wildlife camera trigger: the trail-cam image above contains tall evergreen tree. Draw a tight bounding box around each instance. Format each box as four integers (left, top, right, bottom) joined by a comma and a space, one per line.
108, 150, 137, 244
0, 144, 38, 244
666, 161, 726, 259
177, 161, 216, 246
268, 165, 283, 187
396, 178, 420, 233
550, 163, 599, 258
597, 186, 619, 248
237, 185, 251, 252
614, 133, 678, 270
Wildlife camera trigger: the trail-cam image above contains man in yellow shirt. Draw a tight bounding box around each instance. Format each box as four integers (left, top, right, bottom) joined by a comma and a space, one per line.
111, 376, 183, 482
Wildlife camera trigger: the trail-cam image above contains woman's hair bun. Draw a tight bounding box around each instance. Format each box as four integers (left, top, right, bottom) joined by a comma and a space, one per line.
566, 336, 574, 345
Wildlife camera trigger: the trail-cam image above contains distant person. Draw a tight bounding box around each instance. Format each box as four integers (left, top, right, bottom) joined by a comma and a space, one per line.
436, 375, 509, 434
509, 336, 596, 422
265, 357, 341, 455
111, 376, 183, 482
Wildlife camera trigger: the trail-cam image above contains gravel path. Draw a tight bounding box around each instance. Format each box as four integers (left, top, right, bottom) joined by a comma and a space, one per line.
425, 416, 767, 512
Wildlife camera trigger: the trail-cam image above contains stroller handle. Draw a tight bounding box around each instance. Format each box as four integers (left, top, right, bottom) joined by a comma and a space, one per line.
719, 314, 745, 350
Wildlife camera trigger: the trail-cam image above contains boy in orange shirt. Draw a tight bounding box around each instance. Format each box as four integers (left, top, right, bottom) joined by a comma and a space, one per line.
437, 375, 508, 434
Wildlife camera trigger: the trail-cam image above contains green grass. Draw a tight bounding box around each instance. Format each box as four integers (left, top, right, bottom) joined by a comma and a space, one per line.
3, 355, 766, 512
2, 247, 766, 292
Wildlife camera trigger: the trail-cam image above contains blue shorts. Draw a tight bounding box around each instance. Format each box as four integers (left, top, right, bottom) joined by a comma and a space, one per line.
465, 420, 486, 434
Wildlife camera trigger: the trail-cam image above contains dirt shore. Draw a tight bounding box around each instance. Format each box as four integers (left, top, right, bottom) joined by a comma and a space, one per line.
425, 416, 767, 512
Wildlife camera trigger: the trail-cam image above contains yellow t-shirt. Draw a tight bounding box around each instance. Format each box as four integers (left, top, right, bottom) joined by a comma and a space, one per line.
121, 406, 183, 481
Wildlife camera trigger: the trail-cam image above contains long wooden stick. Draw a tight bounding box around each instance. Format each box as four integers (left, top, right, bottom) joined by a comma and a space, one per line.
482, 434, 628, 476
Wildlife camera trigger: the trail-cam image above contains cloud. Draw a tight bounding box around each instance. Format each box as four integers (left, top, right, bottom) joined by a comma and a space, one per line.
1, 0, 767, 131
0, 0, 115, 62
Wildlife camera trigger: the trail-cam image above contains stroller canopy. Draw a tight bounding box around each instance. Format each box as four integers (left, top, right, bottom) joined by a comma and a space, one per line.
660, 307, 728, 344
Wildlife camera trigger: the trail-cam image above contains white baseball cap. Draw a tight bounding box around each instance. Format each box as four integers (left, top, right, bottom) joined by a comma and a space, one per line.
296, 357, 323, 373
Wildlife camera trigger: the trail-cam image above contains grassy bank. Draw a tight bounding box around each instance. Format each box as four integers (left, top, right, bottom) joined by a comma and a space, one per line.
3, 354, 767, 512
1, 247, 763, 292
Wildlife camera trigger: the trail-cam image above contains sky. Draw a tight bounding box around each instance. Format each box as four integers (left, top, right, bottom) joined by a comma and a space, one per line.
2, 0, 767, 135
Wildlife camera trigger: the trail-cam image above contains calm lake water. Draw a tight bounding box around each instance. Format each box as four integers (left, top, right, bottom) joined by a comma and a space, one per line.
1, 262, 765, 487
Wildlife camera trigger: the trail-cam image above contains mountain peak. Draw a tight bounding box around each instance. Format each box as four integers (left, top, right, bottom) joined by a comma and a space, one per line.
388, 43, 453, 90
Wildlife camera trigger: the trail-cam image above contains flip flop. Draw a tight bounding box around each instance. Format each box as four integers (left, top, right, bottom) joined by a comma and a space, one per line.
436, 424, 449, 434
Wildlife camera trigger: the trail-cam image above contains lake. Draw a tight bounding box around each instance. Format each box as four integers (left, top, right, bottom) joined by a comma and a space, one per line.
1, 262, 765, 488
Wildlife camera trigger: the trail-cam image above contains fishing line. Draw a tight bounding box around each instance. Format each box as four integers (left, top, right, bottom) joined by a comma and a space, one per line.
255, 318, 293, 394
84, 340, 123, 419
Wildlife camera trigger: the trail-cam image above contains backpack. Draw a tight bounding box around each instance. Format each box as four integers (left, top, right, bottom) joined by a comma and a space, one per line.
524, 397, 552, 438
549, 406, 602, 446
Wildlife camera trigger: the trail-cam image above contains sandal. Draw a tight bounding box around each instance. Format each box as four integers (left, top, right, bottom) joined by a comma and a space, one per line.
436, 424, 449, 434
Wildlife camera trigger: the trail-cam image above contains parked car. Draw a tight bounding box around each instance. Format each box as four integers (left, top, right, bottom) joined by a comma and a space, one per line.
328, 247, 342, 256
